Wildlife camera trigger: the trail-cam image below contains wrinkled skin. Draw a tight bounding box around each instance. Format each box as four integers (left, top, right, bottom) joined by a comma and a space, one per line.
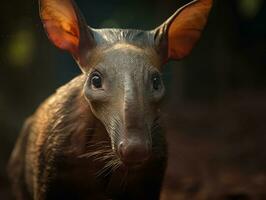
84, 44, 165, 161
8, 0, 213, 199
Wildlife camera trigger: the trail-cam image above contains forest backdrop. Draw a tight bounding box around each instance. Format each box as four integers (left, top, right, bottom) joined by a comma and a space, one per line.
0, 0, 266, 199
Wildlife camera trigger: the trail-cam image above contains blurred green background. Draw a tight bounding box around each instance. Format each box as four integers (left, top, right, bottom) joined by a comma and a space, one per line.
0, 0, 266, 199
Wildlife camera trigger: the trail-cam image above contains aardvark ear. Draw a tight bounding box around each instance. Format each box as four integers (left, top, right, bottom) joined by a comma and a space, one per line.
39, 0, 95, 66
153, 0, 213, 62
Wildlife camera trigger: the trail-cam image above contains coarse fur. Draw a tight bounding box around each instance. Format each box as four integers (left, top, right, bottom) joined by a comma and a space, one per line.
8, 75, 167, 199
8, 0, 213, 199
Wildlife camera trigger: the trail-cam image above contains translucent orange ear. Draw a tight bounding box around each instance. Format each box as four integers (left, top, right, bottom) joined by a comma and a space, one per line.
154, 0, 213, 61
40, 0, 81, 54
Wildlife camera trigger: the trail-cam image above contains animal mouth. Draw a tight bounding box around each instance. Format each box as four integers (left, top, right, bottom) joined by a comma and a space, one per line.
120, 158, 149, 170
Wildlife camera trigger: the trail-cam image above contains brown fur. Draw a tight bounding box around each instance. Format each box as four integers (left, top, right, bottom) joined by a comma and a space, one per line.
8, 0, 213, 199
8, 75, 167, 200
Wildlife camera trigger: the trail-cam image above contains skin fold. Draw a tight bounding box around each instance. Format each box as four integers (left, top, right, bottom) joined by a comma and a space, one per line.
8, 0, 213, 199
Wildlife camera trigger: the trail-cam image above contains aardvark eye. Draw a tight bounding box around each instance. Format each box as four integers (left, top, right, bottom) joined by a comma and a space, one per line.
152, 73, 161, 91
90, 72, 102, 89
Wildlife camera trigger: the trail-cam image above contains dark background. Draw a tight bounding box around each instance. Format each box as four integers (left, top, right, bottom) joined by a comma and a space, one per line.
0, 0, 266, 199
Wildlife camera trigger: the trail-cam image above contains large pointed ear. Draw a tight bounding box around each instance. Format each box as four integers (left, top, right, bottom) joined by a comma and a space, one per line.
39, 0, 95, 65
153, 0, 213, 61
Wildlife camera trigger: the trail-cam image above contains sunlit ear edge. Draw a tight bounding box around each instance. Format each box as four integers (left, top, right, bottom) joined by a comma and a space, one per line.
153, 0, 213, 62
39, 0, 80, 54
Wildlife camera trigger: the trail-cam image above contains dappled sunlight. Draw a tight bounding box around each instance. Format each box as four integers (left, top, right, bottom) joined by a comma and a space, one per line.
237, 0, 263, 19
7, 28, 35, 68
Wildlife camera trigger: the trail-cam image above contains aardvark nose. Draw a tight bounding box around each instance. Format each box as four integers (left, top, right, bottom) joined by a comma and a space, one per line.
118, 139, 151, 167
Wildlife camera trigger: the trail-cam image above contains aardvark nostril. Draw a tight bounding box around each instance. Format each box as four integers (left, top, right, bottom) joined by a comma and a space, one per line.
118, 140, 151, 166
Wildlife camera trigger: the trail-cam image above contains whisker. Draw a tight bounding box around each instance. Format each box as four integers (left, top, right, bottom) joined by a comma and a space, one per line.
96, 160, 117, 178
